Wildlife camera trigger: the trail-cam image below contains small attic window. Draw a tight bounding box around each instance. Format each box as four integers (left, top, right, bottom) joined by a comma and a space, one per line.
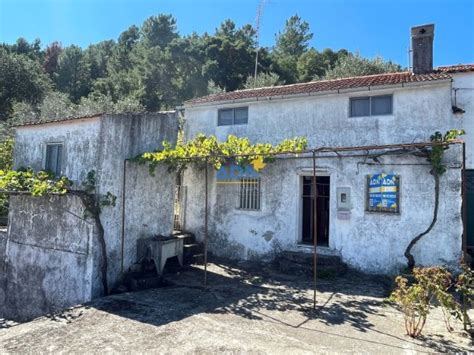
218, 107, 248, 126
350, 95, 393, 117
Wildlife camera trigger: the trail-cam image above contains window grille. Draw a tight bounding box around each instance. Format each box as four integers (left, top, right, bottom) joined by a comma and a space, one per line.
239, 178, 261, 210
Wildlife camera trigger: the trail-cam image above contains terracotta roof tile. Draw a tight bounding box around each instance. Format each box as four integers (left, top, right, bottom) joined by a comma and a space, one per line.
185, 71, 452, 106
12, 113, 103, 128
436, 64, 474, 73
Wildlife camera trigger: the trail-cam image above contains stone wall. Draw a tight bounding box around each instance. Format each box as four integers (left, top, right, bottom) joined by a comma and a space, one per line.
122, 162, 176, 273
13, 112, 180, 291
0, 195, 100, 321
96, 112, 178, 287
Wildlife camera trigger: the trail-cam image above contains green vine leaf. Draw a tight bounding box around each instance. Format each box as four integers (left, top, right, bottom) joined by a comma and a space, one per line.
137, 134, 308, 173
0, 169, 72, 196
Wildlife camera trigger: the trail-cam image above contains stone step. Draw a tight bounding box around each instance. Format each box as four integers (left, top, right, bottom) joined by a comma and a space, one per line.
183, 243, 203, 257
189, 253, 205, 265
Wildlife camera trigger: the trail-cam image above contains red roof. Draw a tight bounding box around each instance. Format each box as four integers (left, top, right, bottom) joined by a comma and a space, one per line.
436, 64, 474, 73
185, 71, 451, 106
12, 113, 103, 128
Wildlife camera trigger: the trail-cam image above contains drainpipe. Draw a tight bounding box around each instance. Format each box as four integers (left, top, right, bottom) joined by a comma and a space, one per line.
120, 159, 127, 275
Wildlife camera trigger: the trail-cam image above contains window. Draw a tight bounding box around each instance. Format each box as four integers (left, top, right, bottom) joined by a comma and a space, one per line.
350, 95, 392, 117
239, 178, 261, 210
45, 144, 63, 177
350, 97, 370, 117
218, 107, 248, 126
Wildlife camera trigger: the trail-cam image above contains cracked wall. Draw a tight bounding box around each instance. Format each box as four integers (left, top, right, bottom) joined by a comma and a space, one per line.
0, 195, 100, 321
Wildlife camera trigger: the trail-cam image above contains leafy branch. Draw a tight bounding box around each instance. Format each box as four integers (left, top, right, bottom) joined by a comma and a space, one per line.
138, 134, 308, 172
0, 169, 71, 195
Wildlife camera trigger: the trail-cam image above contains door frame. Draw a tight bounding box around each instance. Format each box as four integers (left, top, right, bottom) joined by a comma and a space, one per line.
296, 169, 331, 247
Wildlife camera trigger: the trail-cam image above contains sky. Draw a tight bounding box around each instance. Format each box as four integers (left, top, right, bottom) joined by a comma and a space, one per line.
0, 0, 473, 67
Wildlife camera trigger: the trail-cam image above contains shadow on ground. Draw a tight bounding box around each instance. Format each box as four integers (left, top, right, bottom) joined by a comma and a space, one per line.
84, 257, 470, 353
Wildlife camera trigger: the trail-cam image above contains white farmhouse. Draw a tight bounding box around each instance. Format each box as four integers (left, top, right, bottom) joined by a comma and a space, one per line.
1, 24, 473, 322
182, 24, 473, 274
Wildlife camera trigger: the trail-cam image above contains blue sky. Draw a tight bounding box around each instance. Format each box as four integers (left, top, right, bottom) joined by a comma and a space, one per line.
0, 0, 473, 67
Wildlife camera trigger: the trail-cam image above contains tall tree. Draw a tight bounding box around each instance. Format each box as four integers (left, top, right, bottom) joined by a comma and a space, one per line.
141, 14, 179, 49
203, 20, 256, 91
54, 45, 92, 102
2, 37, 43, 61
273, 14, 313, 83
297, 48, 349, 82
43, 42, 63, 78
84, 40, 116, 80
169, 34, 208, 101
0, 48, 50, 120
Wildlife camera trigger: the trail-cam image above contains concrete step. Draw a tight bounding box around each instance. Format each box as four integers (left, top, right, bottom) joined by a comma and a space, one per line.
277, 250, 347, 277
173, 231, 196, 245
183, 243, 203, 257
189, 253, 205, 265
281, 250, 343, 266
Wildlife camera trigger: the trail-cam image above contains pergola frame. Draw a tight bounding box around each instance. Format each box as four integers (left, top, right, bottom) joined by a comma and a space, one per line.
175, 139, 465, 309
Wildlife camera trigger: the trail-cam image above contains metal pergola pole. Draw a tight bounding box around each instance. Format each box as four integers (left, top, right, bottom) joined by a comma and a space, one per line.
462, 142, 467, 261
312, 150, 318, 309
203, 158, 209, 286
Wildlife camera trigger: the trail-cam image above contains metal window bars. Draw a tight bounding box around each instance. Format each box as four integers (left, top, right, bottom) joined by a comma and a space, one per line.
239, 178, 261, 210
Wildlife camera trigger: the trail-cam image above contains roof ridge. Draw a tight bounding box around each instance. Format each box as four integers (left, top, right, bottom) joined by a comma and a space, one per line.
185, 71, 452, 105
12, 113, 104, 128
214, 71, 412, 95
436, 63, 474, 68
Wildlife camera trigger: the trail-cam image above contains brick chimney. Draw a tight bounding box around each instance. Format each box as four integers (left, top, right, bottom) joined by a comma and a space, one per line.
411, 24, 435, 74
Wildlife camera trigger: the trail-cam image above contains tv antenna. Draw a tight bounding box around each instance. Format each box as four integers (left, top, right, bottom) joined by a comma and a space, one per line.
254, 0, 267, 86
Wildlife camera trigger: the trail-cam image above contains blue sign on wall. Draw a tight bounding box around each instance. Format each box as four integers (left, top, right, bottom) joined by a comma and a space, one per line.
368, 173, 399, 212
216, 163, 260, 183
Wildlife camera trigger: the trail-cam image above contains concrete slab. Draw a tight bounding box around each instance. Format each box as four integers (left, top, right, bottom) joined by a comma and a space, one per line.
1, 261, 472, 353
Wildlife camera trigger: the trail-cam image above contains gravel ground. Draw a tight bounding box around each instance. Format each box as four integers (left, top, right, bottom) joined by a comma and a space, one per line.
1, 260, 472, 354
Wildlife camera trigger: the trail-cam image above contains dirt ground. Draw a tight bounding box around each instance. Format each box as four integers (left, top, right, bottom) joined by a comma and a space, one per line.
1, 259, 472, 354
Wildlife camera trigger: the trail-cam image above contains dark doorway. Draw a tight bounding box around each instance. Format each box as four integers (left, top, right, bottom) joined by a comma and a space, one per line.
301, 176, 330, 246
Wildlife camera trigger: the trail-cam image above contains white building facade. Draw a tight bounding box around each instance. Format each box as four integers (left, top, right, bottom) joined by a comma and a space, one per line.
182, 65, 472, 274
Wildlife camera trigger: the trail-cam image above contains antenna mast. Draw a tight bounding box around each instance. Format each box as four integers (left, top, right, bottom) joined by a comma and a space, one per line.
254, 0, 266, 87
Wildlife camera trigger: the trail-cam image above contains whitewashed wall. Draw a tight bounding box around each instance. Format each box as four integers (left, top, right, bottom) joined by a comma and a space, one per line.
451, 72, 474, 169
183, 150, 462, 274
185, 81, 459, 148
183, 81, 464, 274
14, 117, 101, 185
12, 113, 179, 290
